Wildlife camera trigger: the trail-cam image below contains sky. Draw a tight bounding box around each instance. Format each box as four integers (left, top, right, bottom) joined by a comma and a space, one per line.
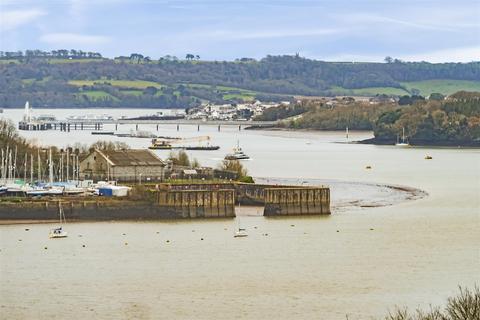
1, 0, 479, 62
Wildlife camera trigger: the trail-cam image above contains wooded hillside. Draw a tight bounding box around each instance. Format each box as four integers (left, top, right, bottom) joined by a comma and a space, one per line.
1, 52, 479, 108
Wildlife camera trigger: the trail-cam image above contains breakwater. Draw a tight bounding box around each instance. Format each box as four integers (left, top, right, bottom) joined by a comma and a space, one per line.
0, 182, 330, 221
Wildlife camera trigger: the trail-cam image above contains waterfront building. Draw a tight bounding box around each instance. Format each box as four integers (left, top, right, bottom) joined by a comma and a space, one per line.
80, 149, 165, 182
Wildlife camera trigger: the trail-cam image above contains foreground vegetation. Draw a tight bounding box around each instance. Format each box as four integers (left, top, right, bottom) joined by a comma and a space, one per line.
1, 50, 479, 108
383, 286, 479, 320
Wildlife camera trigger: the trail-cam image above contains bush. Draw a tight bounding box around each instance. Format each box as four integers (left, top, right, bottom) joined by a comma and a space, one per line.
239, 175, 255, 183
384, 286, 479, 320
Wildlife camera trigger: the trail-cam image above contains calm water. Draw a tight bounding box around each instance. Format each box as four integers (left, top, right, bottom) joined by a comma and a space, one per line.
1, 109, 479, 319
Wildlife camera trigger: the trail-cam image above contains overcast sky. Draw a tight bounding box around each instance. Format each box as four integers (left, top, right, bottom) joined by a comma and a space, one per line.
1, 0, 479, 62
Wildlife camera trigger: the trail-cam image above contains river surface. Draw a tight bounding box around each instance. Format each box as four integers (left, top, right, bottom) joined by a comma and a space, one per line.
1, 109, 479, 319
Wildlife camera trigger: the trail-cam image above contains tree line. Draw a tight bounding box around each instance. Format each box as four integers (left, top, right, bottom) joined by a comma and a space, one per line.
0, 49, 102, 59
275, 91, 480, 146
0, 53, 478, 108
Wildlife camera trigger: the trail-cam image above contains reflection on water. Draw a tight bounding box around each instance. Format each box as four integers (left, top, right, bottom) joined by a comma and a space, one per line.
1, 109, 479, 319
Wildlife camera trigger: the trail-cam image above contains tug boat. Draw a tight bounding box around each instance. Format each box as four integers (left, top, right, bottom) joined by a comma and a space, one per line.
149, 139, 173, 150
224, 142, 250, 160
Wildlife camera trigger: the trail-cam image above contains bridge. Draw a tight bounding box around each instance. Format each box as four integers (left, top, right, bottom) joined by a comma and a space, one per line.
18, 119, 277, 131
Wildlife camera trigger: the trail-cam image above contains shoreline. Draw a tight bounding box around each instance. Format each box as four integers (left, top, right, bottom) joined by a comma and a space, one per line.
0, 179, 426, 225
246, 126, 480, 147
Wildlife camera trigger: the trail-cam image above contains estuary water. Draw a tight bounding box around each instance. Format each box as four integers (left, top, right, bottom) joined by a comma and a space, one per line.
1, 108, 479, 319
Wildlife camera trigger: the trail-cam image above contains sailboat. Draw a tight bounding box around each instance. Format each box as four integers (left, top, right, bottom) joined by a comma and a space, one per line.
395, 127, 410, 147
49, 203, 68, 238
233, 218, 248, 238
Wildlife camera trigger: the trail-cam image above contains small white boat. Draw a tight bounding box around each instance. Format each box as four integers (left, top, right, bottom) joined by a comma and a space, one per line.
234, 228, 248, 238
49, 204, 68, 238
63, 187, 85, 195
0, 186, 7, 195
395, 127, 410, 147
26, 188, 49, 196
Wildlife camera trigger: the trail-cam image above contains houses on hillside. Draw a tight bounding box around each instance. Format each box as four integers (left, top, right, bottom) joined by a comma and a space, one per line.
186, 101, 289, 121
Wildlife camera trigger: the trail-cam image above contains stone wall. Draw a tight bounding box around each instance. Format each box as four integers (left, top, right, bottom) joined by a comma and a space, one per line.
156, 189, 235, 218
0, 183, 330, 221
264, 187, 330, 216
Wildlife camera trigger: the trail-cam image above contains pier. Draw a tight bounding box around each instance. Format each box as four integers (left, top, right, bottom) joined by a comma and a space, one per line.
18, 119, 276, 131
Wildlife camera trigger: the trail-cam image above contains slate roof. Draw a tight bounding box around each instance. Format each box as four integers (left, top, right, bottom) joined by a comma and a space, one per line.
97, 149, 165, 167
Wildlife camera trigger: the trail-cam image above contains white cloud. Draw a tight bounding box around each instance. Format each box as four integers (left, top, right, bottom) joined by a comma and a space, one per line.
0, 9, 46, 31
399, 46, 480, 63
39, 33, 110, 46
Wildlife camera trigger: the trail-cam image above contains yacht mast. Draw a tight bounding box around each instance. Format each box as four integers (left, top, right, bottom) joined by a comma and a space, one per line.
1, 149, 4, 184
37, 149, 41, 182
30, 153, 33, 183
66, 149, 69, 182
23, 153, 27, 182
49, 148, 53, 184
13, 146, 17, 180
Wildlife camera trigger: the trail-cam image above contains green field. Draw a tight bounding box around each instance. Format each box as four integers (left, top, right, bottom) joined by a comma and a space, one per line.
46, 58, 105, 64
120, 90, 143, 96
329, 86, 409, 96
329, 80, 480, 97
223, 93, 256, 101
401, 80, 480, 96
75, 90, 119, 101
69, 79, 164, 89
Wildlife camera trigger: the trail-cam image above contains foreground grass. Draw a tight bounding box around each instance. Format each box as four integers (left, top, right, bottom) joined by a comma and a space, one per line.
384, 286, 479, 320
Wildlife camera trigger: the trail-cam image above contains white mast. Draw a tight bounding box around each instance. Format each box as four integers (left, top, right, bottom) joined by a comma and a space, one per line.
13, 146, 17, 180
66, 149, 69, 182
49, 148, 53, 184
1, 149, 4, 184
60, 152, 64, 182
30, 154, 33, 183
23, 153, 27, 182
37, 149, 41, 182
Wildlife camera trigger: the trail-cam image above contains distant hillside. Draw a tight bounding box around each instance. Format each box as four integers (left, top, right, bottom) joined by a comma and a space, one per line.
0, 53, 479, 108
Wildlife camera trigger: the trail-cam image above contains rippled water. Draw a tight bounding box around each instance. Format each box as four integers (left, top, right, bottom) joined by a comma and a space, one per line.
1, 109, 479, 319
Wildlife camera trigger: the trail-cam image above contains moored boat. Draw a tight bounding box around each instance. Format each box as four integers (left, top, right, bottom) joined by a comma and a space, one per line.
225, 142, 250, 160
49, 204, 68, 238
